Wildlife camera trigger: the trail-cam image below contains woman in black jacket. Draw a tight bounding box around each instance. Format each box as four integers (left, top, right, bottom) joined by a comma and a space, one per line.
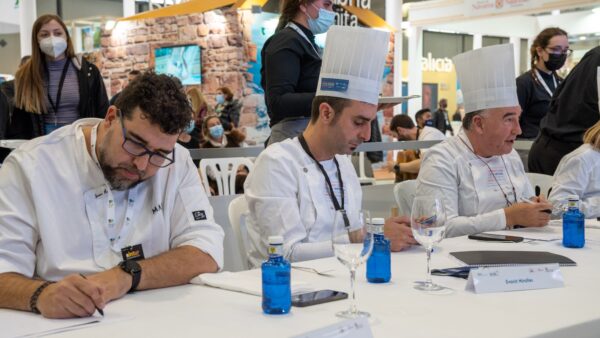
261, 0, 335, 145
9, 14, 108, 139
516, 27, 569, 140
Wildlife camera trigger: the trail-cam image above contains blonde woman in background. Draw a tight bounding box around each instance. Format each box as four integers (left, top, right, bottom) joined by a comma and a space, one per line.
549, 121, 600, 218
10, 14, 108, 139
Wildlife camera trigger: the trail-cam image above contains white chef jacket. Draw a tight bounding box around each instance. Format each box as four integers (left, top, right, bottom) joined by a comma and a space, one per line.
0, 119, 224, 281
244, 137, 363, 268
418, 126, 446, 155
416, 129, 534, 237
549, 144, 600, 218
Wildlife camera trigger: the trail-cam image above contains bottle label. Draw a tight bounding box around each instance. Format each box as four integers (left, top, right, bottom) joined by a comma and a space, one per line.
268, 244, 283, 256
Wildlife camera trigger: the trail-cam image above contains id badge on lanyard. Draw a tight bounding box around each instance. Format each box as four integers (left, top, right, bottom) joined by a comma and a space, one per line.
90, 123, 139, 251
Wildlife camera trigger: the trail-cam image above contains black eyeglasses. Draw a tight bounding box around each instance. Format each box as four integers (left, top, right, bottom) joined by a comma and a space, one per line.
545, 46, 573, 56
118, 111, 175, 168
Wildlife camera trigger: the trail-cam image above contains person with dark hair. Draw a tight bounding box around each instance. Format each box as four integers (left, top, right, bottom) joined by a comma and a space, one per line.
109, 70, 142, 106
0, 72, 224, 319
261, 0, 335, 145
432, 98, 453, 135
416, 44, 551, 238
214, 86, 241, 130
414, 108, 433, 129
516, 27, 569, 140
245, 26, 415, 268
9, 14, 108, 139
387, 114, 445, 176
528, 46, 600, 175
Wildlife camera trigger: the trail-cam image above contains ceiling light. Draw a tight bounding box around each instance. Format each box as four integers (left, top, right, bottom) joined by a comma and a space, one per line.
579, 36, 587, 41
551, 9, 560, 16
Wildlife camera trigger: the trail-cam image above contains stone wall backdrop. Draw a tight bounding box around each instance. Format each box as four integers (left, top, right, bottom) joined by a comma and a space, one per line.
98, 9, 397, 141
100, 8, 259, 128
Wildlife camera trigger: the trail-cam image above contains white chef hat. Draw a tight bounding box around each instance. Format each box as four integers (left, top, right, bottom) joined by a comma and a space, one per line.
316, 26, 390, 105
452, 44, 519, 114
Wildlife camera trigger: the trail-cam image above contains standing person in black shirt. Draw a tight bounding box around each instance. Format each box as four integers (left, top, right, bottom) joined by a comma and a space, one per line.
516, 27, 569, 140
528, 46, 600, 175
432, 98, 453, 136
261, 0, 335, 146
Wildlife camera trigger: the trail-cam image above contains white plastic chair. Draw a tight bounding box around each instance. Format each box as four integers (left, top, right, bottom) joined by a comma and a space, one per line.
358, 152, 376, 185
228, 195, 250, 270
199, 157, 254, 196
394, 180, 417, 216
526, 172, 554, 197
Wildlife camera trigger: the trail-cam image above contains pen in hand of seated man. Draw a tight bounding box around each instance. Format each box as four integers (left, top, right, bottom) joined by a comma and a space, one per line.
80, 274, 104, 316
520, 197, 552, 214
384, 216, 418, 251
504, 197, 552, 228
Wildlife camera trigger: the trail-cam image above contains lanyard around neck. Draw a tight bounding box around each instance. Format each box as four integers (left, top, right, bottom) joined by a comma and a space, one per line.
286, 22, 322, 60
458, 135, 517, 207
298, 133, 349, 227
90, 123, 139, 250
46, 58, 71, 114
533, 68, 557, 97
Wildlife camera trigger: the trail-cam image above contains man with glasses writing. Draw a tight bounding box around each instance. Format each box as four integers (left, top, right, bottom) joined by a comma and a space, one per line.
0, 72, 224, 318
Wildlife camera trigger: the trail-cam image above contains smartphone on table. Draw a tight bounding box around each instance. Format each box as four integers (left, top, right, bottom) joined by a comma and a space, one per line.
291, 290, 348, 307
468, 233, 524, 243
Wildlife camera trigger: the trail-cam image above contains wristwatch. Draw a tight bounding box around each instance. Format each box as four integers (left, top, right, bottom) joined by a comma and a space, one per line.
119, 260, 142, 293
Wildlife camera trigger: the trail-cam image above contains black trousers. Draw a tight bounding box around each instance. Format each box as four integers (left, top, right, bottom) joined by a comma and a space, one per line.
528, 133, 580, 175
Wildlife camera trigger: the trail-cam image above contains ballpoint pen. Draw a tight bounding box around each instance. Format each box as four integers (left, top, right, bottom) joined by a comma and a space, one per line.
520, 197, 552, 214
79, 274, 105, 316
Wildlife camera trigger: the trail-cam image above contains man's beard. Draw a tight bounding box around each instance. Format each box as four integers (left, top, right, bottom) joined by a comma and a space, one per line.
98, 147, 145, 191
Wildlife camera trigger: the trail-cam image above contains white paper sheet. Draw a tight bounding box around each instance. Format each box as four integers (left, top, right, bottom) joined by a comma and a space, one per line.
1, 309, 133, 338
191, 271, 314, 296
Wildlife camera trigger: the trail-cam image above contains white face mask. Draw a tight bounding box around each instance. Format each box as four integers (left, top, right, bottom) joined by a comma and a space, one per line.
39, 36, 67, 58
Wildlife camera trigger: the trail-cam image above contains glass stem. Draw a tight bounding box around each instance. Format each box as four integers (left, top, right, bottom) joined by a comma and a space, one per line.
349, 267, 357, 314
425, 247, 432, 286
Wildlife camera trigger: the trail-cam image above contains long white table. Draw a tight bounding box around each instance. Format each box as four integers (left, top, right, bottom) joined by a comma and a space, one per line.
42, 225, 600, 338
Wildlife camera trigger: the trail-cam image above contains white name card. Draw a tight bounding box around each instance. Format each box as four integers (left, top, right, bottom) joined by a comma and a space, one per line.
292, 317, 373, 338
466, 264, 564, 294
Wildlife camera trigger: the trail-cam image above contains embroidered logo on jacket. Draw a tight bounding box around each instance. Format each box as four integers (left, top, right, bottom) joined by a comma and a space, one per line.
192, 210, 207, 221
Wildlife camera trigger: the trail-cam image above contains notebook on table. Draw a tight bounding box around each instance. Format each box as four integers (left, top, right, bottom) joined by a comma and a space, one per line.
450, 251, 576, 267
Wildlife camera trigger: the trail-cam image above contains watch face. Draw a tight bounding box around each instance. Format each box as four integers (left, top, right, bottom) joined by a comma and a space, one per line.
123, 260, 141, 273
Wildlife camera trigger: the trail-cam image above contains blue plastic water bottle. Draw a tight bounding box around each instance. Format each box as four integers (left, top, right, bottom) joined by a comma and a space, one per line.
261, 236, 291, 314
562, 195, 585, 248
366, 217, 391, 283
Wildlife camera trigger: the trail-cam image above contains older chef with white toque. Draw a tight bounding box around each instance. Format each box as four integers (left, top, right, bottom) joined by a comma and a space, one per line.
416, 44, 552, 237
244, 26, 417, 268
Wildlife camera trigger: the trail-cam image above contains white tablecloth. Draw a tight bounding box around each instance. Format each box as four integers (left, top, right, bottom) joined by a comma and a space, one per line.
11, 226, 600, 338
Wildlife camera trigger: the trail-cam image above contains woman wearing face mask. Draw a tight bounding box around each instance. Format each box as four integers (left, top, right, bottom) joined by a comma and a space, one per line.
214, 86, 241, 131
200, 115, 246, 149
180, 87, 208, 149
261, 0, 335, 146
9, 14, 108, 139
516, 27, 569, 140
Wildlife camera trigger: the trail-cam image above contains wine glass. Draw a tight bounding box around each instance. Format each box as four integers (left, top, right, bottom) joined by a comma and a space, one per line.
331, 209, 374, 318
410, 196, 447, 291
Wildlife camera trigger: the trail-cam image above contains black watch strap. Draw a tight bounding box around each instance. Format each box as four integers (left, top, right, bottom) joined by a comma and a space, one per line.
119, 260, 141, 293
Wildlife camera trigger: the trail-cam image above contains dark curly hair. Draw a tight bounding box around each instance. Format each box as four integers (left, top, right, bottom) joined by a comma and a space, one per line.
114, 72, 191, 134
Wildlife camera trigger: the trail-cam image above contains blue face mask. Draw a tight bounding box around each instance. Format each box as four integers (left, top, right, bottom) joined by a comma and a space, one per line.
424, 119, 433, 127
216, 94, 225, 105
184, 120, 195, 134
306, 5, 336, 35
209, 124, 224, 138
